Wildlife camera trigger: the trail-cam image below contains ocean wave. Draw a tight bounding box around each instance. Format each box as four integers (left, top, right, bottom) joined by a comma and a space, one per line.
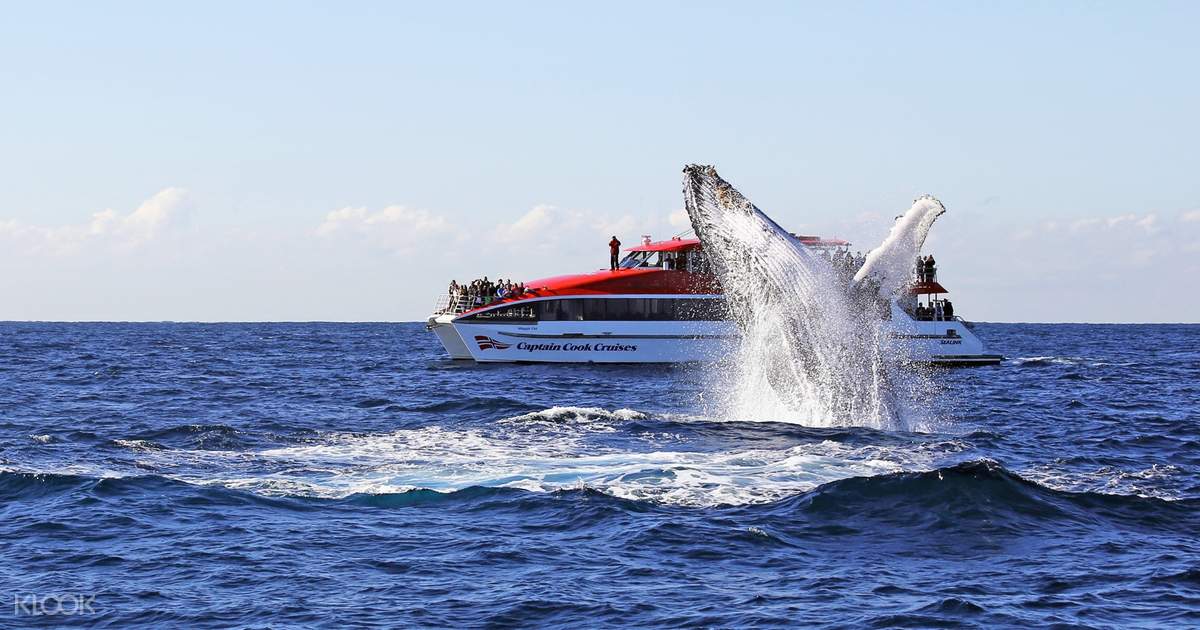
499, 406, 648, 425
5, 462, 1195, 537
109, 438, 169, 452
0, 470, 94, 499
504, 406, 649, 423
399, 397, 529, 414
129, 423, 253, 450
1013, 356, 1073, 367
755, 461, 1200, 533
1012, 355, 1133, 368
0, 469, 183, 501
2, 427, 964, 507
0, 469, 316, 512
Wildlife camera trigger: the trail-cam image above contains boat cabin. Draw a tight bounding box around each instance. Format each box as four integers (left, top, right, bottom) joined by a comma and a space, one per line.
617, 237, 710, 274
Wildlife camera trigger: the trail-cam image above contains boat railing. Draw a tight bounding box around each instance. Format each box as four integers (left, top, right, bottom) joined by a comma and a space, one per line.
432, 293, 471, 316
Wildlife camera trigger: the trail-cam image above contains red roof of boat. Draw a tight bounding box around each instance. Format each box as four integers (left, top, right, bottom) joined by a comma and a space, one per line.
525, 267, 717, 296
626, 237, 701, 253
909, 281, 949, 295
795, 235, 851, 247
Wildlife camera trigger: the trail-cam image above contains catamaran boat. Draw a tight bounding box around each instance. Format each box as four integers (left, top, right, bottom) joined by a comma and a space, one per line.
426, 235, 1002, 366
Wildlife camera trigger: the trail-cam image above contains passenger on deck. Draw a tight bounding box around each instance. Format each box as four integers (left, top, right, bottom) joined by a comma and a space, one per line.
609, 236, 621, 270
915, 304, 927, 320
924, 255, 937, 282
934, 301, 944, 321
944, 300, 954, 320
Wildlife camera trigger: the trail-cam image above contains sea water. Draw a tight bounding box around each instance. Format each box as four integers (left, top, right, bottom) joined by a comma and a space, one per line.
1, 322, 1198, 627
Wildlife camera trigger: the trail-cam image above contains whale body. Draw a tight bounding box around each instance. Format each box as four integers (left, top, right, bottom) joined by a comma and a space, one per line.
681, 164, 906, 428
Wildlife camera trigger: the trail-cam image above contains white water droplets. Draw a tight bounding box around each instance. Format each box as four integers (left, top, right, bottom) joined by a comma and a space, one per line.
854, 195, 946, 297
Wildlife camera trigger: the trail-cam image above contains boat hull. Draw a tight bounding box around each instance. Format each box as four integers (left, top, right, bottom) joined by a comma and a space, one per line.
451, 319, 735, 363
431, 306, 1001, 366
426, 313, 473, 360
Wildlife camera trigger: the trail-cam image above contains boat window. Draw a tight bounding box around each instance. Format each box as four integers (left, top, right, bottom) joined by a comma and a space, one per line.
647, 298, 676, 320
605, 299, 631, 320
619, 251, 667, 269
583, 299, 607, 321
676, 298, 727, 320
619, 252, 648, 269
625, 298, 649, 320
537, 299, 584, 321
459, 302, 536, 322
530, 297, 725, 321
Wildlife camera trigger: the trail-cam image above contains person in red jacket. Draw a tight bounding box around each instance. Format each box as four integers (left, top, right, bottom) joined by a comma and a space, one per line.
609, 236, 622, 270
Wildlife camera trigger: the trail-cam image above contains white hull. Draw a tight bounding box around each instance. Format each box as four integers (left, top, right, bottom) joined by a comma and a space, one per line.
453, 318, 734, 363
426, 313, 473, 359
428, 301, 1000, 366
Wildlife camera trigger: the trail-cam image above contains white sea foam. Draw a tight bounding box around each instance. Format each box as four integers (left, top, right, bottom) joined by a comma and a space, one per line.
112, 438, 165, 451
8, 405, 1182, 505
1020, 463, 1184, 501
214, 433, 969, 506
499, 406, 647, 428
61, 407, 970, 506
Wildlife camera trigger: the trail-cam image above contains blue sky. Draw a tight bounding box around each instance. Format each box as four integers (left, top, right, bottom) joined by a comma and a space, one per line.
2, 2, 1197, 322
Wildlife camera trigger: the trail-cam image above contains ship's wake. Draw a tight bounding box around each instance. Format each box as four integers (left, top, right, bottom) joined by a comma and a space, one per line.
682, 165, 942, 430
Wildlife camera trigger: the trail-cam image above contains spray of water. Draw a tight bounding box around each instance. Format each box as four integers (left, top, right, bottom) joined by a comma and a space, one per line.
854, 195, 946, 297
682, 165, 919, 430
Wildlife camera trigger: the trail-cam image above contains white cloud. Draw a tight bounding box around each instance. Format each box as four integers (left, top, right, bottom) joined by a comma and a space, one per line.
119, 187, 190, 242
1063, 211, 1161, 235
0, 187, 190, 254
1181, 210, 1200, 223
315, 205, 452, 253
493, 205, 689, 248
493, 204, 560, 243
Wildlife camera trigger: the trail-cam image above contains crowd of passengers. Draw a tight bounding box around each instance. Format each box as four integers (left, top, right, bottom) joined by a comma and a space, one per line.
447, 277, 528, 309
819, 248, 867, 282
909, 298, 955, 321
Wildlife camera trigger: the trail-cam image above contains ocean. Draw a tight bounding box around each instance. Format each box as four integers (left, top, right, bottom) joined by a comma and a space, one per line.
1, 322, 1197, 627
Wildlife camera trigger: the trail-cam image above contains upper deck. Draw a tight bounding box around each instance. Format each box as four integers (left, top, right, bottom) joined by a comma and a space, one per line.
436, 233, 895, 318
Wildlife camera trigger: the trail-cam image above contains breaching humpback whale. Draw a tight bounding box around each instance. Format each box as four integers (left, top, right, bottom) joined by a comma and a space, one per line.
681, 165, 906, 428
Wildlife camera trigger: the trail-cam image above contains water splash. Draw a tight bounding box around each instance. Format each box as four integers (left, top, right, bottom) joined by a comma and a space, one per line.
854, 195, 946, 297
682, 165, 911, 429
